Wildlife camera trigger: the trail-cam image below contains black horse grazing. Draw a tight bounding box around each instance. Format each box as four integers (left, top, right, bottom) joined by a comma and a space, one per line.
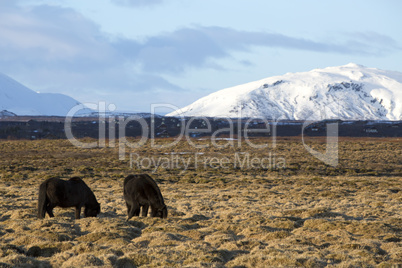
38, 177, 100, 219
124, 174, 167, 220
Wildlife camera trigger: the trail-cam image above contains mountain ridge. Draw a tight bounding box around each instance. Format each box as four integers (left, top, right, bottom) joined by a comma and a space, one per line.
167, 63, 402, 120
0, 73, 85, 116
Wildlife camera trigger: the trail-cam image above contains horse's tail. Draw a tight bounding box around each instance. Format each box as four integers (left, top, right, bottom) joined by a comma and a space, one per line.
37, 181, 48, 219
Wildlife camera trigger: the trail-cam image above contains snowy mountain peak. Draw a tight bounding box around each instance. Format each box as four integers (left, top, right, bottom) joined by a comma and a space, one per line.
0, 73, 86, 116
167, 64, 402, 120
341, 62, 364, 68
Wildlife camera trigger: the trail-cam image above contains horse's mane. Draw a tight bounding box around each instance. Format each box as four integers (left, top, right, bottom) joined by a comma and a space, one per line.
69, 177, 83, 182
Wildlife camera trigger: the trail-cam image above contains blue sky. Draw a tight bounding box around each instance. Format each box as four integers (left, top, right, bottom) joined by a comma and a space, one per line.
1, 0, 401, 114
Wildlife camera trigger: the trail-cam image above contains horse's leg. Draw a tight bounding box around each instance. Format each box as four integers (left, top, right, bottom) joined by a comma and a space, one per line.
126, 202, 131, 217
141, 204, 149, 217
127, 201, 140, 220
75, 206, 81, 219
134, 205, 140, 217
150, 206, 157, 217
46, 204, 55, 217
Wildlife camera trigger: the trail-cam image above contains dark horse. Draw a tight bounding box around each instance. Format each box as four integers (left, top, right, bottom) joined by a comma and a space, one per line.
38, 177, 100, 219
124, 174, 167, 220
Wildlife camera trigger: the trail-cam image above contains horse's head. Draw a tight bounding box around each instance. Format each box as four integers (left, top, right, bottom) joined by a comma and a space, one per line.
156, 205, 168, 219
84, 202, 100, 217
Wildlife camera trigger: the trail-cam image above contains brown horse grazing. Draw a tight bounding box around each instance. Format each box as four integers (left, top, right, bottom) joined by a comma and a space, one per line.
38, 177, 100, 219
124, 174, 167, 220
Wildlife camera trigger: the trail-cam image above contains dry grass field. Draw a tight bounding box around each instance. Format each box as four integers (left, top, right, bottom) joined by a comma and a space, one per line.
0, 137, 401, 267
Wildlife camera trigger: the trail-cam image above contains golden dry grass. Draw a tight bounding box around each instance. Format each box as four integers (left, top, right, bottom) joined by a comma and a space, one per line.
0, 138, 401, 267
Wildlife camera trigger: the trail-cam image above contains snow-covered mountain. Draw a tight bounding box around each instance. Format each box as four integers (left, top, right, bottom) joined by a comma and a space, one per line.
167, 63, 402, 120
0, 73, 87, 116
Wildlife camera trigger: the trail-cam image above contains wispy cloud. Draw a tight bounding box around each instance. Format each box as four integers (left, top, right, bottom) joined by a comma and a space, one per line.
110, 0, 164, 7
343, 31, 401, 56
115, 26, 401, 74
